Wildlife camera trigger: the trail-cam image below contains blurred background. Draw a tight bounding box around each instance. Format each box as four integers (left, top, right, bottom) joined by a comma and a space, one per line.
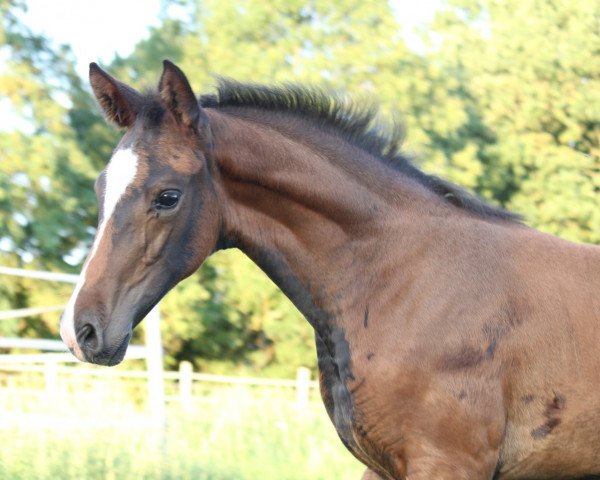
0, 0, 598, 478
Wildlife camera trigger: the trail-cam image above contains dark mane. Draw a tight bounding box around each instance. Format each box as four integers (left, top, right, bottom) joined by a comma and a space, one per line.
199, 79, 520, 222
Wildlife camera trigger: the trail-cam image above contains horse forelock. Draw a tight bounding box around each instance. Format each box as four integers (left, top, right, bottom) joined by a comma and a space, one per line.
136, 91, 166, 129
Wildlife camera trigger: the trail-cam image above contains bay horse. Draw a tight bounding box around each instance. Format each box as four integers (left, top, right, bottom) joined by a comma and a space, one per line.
60, 61, 600, 479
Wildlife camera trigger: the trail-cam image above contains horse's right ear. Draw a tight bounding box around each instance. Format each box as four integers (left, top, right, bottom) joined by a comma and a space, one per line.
89, 63, 142, 128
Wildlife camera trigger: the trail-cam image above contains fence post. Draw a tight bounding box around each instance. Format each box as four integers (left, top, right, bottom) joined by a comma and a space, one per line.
296, 366, 311, 409
145, 305, 165, 425
179, 361, 193, 410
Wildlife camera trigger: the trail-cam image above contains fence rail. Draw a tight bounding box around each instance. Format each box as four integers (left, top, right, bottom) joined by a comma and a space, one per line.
0, 362, 318, 408
0, 265, 166, 422
0, 267, 318, 416
0, 305, 66, 321
0, 266, 79, 283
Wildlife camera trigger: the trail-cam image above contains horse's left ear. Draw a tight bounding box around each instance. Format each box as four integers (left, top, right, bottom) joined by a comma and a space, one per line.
159, 60, 208, 133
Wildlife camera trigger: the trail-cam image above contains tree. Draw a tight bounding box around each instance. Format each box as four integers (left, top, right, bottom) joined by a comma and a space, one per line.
0, 0, 106, 338
431, 0, 600, 242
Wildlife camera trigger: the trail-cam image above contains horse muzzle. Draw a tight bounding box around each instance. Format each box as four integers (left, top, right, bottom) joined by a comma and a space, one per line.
60, 311, 132, 366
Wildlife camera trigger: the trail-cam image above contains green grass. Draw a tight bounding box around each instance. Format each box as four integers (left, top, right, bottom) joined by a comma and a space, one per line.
0, 381, 364, 479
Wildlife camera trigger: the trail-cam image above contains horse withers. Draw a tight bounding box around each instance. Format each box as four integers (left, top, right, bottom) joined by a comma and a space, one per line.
60, 61, 600, 479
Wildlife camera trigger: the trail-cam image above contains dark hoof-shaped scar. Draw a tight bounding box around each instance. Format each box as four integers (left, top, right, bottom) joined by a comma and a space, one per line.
531, 394, 565, 439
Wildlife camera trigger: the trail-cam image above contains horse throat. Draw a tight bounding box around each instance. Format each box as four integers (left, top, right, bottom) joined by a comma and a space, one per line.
211, 110, 381, 328
246, 243, 359, 451
210, 111, 386, 445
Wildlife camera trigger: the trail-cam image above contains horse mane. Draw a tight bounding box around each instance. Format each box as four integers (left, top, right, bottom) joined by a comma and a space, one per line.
199, 78, 521, 223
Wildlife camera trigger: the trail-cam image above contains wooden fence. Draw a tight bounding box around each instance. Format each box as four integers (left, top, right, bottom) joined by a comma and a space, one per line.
0, 266, 319, 419
0, 362, 319, 410
0, 266, 165, 420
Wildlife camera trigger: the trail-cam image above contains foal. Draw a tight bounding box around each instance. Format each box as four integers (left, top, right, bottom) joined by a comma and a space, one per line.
61, 61, 600, 479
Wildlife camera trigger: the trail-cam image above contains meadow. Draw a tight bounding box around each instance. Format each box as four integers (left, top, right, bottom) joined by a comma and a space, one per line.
0, 369, 364, 480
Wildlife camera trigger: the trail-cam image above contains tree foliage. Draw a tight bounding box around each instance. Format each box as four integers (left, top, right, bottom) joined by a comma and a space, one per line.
1, 0, 598, 375
433, 0, 600, 242
0, 0, 105, 336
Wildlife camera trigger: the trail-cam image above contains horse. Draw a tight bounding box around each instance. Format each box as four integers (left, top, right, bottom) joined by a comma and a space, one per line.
59, 60, 600, 479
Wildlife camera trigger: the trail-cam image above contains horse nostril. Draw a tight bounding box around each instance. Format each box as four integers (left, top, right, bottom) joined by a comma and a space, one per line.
77, 322, 101, 353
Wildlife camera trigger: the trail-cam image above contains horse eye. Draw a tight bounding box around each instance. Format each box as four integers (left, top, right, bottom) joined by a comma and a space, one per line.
154, 190, 181, 210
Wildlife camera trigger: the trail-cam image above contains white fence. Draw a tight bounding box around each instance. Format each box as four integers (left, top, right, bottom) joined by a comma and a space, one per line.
0, 362, 319, 434
0, 362, 318, 408
0, 266, 162, 421
0, 266, 319, 421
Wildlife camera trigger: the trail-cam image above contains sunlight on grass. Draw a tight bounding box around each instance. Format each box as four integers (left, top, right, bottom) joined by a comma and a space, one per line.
0, 381, 364, 479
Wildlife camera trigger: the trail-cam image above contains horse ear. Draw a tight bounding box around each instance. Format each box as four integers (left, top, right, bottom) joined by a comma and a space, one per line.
159, 60, 207, 132
89, 63, 142, 128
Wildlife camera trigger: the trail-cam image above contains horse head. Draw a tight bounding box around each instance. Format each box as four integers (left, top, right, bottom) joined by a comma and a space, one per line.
60, 61, 220, 365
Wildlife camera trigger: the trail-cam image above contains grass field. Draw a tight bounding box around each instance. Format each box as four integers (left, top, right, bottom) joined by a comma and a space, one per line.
0, 373, 364, 479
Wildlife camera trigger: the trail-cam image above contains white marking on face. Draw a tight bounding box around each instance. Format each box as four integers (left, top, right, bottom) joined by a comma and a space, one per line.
60, 148, 139, 358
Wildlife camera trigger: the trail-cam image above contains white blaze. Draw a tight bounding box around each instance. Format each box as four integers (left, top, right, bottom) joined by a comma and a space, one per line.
60, 148, 139, 356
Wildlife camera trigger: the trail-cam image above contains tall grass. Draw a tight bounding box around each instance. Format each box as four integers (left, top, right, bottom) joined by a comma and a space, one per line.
0, 373, 364, 479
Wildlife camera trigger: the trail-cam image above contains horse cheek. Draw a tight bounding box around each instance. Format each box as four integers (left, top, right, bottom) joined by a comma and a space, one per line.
143, 222, 174, 266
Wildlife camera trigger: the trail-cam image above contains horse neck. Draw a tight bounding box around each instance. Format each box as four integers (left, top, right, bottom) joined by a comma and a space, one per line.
207, 109, 455, 334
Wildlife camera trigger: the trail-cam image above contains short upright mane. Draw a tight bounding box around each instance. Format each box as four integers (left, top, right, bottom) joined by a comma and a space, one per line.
199, 78, 520, 223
